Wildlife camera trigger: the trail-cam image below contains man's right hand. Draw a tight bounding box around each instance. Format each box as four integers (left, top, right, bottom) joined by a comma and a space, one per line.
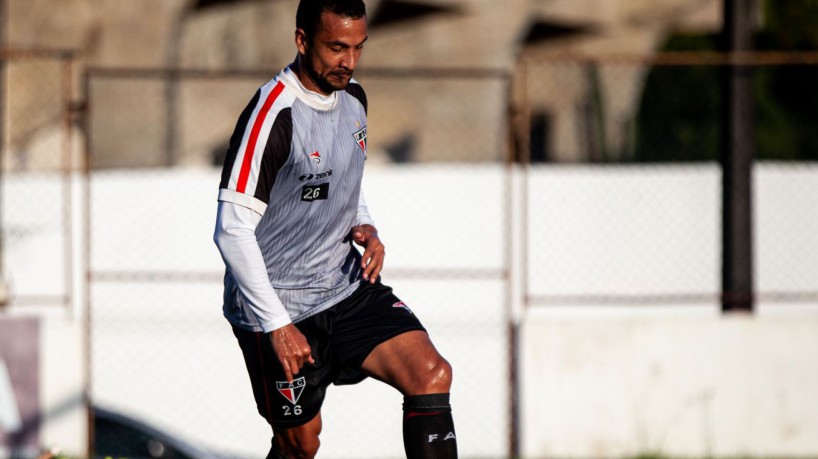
270, 323, 315, 382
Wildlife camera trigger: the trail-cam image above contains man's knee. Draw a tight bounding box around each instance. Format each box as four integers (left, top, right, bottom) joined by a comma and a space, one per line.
432, 356, 453, 391
414, 354, 453, 394
273, 420, 322, 459
273, 435, 320, 459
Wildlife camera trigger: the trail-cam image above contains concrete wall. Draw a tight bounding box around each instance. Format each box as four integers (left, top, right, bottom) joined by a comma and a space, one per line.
521, 315, 818, 458
7, 0, 721, 69
4, 0, 724, 167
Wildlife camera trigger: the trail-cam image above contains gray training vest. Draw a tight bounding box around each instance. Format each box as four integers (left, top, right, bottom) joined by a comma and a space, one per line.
218, 65, 370, 331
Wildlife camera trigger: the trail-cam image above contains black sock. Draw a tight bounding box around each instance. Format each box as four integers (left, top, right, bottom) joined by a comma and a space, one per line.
403, 393, 458, 459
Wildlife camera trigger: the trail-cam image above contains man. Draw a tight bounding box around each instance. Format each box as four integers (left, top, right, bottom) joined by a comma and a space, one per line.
213, 1, 457, 458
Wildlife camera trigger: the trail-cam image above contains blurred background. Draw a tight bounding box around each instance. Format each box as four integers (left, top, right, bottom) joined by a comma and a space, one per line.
1, 0, 817, 458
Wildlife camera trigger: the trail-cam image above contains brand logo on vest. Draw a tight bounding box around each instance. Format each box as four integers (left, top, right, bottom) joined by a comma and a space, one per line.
299, 169, 333, 181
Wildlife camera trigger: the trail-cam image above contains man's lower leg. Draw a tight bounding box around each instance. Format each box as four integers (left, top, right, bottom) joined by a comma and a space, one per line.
266, 438, 286, 459
402, 393, 458, 459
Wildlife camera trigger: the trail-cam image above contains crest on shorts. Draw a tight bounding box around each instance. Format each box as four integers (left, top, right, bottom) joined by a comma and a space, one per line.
276, 377, 306, 405
353, 126, 367, 158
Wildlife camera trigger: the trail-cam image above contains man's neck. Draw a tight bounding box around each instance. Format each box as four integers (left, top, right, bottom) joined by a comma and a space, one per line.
292, 56, 330, 96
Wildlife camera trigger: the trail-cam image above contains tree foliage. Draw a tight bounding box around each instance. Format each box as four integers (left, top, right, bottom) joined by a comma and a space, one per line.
632, 0, 818, 162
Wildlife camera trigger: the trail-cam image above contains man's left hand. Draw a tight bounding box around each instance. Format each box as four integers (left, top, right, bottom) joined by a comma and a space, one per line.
351, 224, 384, 283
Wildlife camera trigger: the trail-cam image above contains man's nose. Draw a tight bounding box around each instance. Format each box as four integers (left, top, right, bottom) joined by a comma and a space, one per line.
341, 49, 360, 70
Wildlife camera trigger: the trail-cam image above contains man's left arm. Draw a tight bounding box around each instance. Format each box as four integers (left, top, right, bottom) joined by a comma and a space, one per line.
352, 191, 384, 283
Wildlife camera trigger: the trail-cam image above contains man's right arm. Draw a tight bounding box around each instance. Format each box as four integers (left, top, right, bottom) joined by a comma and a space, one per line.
213, 200, 314, 381
214, 200, 291, 331
216, 79, 314, 380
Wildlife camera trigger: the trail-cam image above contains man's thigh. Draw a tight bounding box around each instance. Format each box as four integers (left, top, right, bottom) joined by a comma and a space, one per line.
360, 329, 451, 394
232, 325, 331, 428
329, 282, 426, 384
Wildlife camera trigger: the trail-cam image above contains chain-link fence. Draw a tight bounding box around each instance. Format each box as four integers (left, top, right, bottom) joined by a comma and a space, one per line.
0, 49, 77, 312
80, 53, 818, 459
516, 53, 818, 312
0, 49, 83, 459
85, 67, 512, 458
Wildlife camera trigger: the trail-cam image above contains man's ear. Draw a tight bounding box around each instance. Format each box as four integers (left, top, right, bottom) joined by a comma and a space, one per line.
295, 28, 309, 55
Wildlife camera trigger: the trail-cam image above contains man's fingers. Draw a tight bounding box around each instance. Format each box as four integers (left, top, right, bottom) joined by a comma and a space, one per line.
291, 346, 309, 372
362, 251, 383, 283
361, 252, 375, 279
271, 324, 313, 382
295, 358, 305, 376
369, 260, 383, 284
361, 247, 372, 269
369, 255, 383, 283
299, 342, 315, 365
351, 226, 368, 246
282, 360, 294, 383
353, 230, 365, 244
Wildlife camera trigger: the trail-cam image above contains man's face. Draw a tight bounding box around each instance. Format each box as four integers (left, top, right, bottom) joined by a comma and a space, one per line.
297, 12, 368, 95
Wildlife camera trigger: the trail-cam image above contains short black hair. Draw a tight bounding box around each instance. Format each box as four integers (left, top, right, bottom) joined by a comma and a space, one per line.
296, 0, 367, 40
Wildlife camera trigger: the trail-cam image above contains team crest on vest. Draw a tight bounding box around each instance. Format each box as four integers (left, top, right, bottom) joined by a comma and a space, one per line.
353, 126, 367, 158
308, 150, 321, 165
276, 377, 306, 405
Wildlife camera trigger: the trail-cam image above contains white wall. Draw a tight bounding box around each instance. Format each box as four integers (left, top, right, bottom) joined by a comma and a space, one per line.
515, 163, 818, 458
3, 163, 818, 458
521, 315, 818, 458
40, 318, 87, 457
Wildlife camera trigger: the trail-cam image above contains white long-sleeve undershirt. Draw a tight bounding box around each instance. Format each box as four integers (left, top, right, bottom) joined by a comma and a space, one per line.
214, 200, 291, 333
214, 192, 375, 333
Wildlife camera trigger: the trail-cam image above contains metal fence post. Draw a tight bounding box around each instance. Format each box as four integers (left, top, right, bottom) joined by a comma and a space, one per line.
721, 0, 757, 313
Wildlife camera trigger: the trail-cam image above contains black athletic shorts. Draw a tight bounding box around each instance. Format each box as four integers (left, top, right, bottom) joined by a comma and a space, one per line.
232, 281, 426, 429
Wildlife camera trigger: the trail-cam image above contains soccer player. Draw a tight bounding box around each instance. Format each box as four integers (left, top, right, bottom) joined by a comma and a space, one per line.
213, 1, 457, 457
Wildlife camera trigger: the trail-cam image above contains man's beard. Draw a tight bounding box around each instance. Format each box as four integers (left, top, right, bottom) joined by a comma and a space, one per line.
305, 55, 351, 93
